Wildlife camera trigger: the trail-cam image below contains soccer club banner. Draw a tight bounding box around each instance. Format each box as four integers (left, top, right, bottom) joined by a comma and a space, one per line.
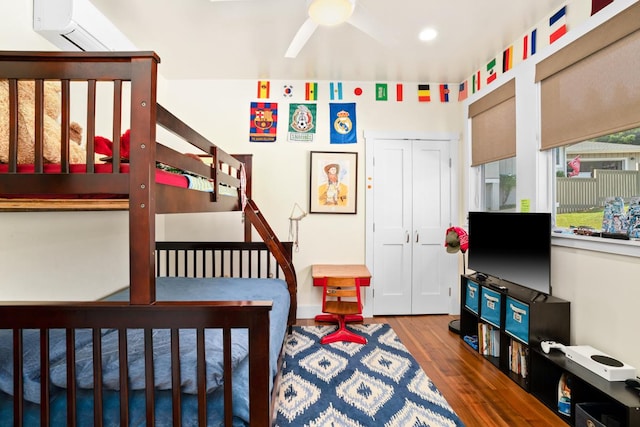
329, 102, 357, 144
288, 103, 317, 142
249, 102, 278, 142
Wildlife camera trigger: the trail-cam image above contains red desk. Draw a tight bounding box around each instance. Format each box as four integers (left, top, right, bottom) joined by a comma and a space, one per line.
312, 264, 371, 323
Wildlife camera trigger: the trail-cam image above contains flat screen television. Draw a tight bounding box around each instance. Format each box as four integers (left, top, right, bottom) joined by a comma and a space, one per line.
467, 211, 552, 295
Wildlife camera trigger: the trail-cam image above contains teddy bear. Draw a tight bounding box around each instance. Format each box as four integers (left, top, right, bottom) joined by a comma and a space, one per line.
0, 79, 86, 164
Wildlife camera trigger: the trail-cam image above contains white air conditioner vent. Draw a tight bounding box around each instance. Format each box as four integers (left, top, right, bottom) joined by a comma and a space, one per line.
33, 0, 136, 52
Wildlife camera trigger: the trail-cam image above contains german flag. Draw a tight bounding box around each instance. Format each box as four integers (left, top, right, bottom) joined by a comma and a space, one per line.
503, 46, 513, 72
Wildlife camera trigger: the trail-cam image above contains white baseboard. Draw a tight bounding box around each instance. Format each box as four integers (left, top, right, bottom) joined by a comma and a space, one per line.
296, 304, 321, 320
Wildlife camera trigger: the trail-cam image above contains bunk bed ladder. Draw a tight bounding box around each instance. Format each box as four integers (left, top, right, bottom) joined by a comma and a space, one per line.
244, 199, 298, 325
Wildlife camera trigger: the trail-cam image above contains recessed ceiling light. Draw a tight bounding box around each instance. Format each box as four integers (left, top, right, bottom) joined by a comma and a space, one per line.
419, 27, 438, 42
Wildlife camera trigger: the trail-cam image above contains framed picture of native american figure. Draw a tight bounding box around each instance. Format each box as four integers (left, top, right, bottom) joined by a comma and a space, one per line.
309, 151, 357, 214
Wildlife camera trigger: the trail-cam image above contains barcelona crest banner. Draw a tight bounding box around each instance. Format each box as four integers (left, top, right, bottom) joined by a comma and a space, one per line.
288, 103, 317, 142
329, 102, 357, 144
250, 102, 278, 142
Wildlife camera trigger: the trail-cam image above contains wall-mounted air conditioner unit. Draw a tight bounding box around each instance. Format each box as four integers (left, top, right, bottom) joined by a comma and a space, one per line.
33, 0, 136, 51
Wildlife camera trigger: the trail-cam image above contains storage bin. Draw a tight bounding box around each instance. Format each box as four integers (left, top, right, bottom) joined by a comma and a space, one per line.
575, 402, 621, 427
480, 287, 501, 327
465, 280, 479, 314
505, 296, 529, 343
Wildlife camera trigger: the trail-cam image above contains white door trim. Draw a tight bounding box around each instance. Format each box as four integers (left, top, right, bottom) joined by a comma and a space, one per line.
364, 130, 461, 317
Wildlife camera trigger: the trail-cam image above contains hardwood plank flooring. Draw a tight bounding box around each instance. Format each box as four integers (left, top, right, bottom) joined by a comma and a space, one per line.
296, 315, 567, 427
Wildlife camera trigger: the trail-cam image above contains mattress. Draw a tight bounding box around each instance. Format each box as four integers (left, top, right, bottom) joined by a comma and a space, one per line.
0, 276, 290, 426
0, 162, 231, 195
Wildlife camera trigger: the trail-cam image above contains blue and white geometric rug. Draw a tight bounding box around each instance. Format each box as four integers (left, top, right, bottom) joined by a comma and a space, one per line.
274, 323, 465, 427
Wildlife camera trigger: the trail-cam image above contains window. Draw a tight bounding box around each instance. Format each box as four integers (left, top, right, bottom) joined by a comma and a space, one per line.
553, 127, 640, 231
536, 1, 640, 242
468, 80, 516, 212
483, 158, 517, 212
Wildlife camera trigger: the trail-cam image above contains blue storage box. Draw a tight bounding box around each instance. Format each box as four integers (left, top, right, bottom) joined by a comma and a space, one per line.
480, 287, 502, 327
505, 296, 529, 343
465, 280, 479, 314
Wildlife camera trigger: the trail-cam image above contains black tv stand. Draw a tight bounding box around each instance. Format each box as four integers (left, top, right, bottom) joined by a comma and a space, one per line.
459, 274, 640, 426
475, 272, 488, 282
531, 292, 548, 303
459, 274, 570, 397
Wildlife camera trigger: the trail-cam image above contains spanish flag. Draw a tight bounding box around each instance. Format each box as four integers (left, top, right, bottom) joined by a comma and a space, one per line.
257, 81, 270, 99
305, 82, 318, 101
418, 84, 430, 102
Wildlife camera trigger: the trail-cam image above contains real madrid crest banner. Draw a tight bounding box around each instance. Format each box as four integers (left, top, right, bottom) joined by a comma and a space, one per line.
249, 102, 278, 143
329, 102, 357, 144
288, 103, 317, 142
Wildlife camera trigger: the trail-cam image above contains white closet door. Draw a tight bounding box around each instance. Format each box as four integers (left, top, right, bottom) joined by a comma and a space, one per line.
372, 138, 453, 315
411, 140, 452, 314
372, 139, 413, 315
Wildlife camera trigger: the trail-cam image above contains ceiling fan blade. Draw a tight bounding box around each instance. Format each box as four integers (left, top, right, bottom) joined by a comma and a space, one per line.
285, 17, 319, 58
347, 2, 396, 46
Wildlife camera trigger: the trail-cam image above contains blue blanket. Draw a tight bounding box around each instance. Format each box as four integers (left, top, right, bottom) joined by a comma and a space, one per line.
0, 277, 290, 425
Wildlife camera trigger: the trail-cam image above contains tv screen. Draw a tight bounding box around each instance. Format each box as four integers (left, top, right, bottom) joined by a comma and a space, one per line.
467, 212, 551, 295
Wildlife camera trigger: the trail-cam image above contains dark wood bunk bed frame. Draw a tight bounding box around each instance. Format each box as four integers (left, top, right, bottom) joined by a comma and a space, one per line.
0, 51, 297, 426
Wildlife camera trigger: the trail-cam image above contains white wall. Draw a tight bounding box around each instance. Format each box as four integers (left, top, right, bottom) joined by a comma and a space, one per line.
161, 79, 463, 310
0, 1, 131, 301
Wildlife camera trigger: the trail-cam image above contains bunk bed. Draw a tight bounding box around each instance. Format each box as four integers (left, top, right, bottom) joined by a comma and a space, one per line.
0, 51, 297, 426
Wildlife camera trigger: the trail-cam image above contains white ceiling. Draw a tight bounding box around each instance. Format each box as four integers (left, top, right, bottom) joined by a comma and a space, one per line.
88, 0, 567, 83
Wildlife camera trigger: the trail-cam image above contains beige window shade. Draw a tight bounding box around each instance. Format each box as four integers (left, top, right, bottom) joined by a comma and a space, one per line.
537, 1, 640, 150
469, 79, 516, 166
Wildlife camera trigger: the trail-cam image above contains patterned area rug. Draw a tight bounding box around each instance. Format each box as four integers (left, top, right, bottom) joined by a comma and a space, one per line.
274, 323, 465, 427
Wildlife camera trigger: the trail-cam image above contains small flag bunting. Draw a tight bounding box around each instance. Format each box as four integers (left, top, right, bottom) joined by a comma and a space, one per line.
376, 83, 388, 101
439, 84, 450, 103
283, 85, 293, 97
472, 71, 481, 94
257, 80, 270, 99
523, 29, 537, 60
305, 82, 318, 101
458, 81, 468, 101
549, 6, 567, 44
591, 0, 613, 15
503, 46, 513, 72
486, 58, 497, 84
330, 82, 343, 100
396, 84, 403, 102
418, 84, 430, 102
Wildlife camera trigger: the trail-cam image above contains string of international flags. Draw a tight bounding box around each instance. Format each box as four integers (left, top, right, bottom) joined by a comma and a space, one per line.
259, 81, 452, 103
248, 2, 589, 144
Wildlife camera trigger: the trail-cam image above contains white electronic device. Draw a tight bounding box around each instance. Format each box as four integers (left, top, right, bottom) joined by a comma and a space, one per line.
541, 340, 566, 354
563, 345, 636, 382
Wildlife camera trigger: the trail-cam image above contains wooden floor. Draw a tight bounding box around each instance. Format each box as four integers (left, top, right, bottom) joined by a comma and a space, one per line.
296, 315, 567, 427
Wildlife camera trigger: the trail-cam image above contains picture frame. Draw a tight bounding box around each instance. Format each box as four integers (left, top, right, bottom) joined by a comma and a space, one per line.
309, 151, 357, 214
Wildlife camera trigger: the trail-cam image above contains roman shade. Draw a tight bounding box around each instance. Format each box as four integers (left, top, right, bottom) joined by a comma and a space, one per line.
469, 79, 516, 166
536, 1, 640, 150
